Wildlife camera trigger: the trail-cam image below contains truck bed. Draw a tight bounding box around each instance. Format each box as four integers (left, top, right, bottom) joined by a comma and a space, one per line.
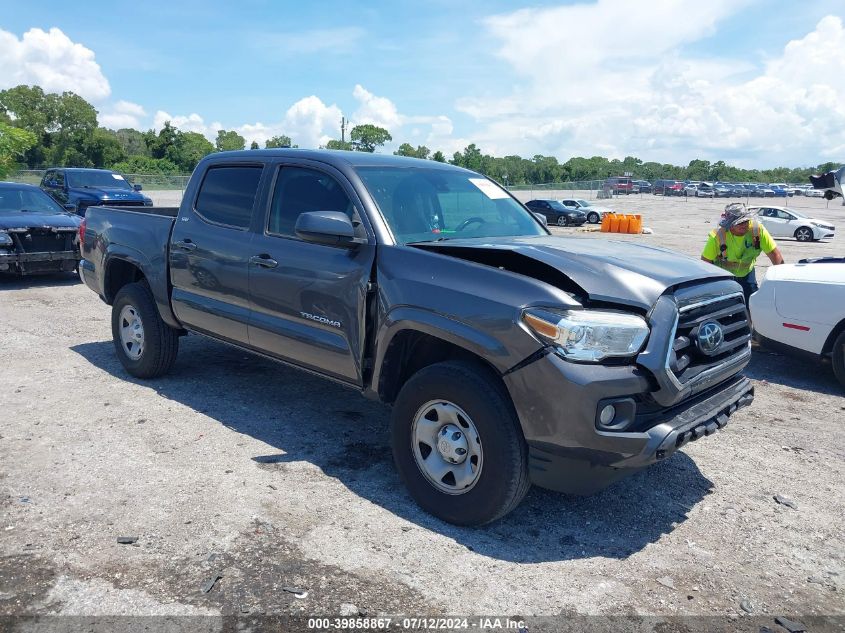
99, 206, 180, 218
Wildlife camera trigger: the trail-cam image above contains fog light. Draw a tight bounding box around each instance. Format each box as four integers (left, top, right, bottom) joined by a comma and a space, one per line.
599, 405, 616, 426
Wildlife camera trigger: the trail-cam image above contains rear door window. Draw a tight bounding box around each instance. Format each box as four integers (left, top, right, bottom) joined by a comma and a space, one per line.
194, 166, 262, 229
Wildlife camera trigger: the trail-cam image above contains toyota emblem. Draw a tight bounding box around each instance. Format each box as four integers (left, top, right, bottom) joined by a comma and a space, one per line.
697, 321, 724, 355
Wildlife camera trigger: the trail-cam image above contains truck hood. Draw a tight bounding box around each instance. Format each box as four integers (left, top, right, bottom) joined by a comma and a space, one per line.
70, 186, 145, 200
413, 235, 729, 310
0, 212, 82, 230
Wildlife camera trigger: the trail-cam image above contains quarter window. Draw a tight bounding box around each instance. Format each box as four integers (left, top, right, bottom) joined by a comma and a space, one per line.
194, 166, 262, 229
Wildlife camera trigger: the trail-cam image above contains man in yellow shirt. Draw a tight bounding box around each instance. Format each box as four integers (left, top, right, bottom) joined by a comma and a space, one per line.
701, 203, 784, 303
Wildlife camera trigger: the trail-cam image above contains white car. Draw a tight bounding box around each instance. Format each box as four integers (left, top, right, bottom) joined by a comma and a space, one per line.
750, 258, 845, 387
750, 206, 836, 242
559, 198, 611, 224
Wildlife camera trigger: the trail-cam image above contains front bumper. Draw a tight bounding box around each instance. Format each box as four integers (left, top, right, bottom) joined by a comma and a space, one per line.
0, 250, 79, 274
503, 350, 754, 495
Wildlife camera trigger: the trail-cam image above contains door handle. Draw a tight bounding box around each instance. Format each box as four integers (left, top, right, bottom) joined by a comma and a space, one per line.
250, 254, 278, 269
174, 239, 197, 252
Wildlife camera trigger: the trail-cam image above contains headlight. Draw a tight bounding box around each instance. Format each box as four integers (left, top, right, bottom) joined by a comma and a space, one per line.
522, 309, 650, 362
0, 231, 12, 248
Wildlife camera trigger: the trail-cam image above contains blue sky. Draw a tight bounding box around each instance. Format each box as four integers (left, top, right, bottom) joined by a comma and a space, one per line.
2, 0, 844, 167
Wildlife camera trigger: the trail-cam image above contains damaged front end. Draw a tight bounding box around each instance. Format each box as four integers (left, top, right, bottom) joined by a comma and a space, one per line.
0, 226, 81, 275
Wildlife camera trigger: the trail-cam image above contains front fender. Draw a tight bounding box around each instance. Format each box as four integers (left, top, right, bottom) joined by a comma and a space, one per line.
369, 306, 542, 395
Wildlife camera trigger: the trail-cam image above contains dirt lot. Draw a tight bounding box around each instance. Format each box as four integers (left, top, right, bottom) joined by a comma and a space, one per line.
1, 193, 843, 630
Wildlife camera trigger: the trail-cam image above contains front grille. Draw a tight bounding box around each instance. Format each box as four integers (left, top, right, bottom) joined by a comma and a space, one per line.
96, 200, 145, 207
15, 228, 75, 253
669, 293, 751, 385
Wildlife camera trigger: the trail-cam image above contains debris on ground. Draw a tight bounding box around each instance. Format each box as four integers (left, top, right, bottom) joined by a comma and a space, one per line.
739, 599, 754, 613
774, 616, 807, 632
773, 495, 798, 510
339, 603, 359, 616
201, 572, 223, 594
116, 536, 138, 545
282, 586, 308, 599
656, 576, 676, 590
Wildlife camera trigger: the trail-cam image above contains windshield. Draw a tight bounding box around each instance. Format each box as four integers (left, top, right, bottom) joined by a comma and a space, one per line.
356, 167, 547, 244
67, 170, 133, 190
0, 187, 66, 215
787, 209, 808, 218
576, 199, 592, 207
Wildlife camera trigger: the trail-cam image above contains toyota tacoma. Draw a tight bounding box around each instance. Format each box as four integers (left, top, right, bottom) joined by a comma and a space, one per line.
79, 150, 755, 525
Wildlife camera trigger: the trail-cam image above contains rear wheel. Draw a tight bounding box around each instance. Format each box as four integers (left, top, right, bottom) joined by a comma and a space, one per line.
391, 361, 530, 525
794, 226, 814, 242
832, 331, 845, 388
556, 215, 568, 227
587, 211, 601, 224
111, 281, 179, 378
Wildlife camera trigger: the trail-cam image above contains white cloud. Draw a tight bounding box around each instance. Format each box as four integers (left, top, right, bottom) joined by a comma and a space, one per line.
0, 27, 110, 100
458, 2, 845, 166
153, 110, 223, 139
100, 100, 147, 129
352, 84, 402, 130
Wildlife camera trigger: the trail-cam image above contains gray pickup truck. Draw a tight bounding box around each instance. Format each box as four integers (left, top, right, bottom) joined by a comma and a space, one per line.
79, 150, 754, 525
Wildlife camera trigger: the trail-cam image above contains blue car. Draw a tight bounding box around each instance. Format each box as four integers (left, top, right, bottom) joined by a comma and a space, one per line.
40, 167, 153, 216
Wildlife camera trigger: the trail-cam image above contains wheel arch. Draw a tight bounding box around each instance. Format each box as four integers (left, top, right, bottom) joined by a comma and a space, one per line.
373, 315, 512, 405
822, 317, 845, 355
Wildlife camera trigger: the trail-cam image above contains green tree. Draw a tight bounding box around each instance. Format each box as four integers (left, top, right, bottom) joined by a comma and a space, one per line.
394, 143, 430, 159
83, 128, 126, 168
0, 122, 37, 177
265, 134, 296, 148
111, 155, 180, 175
350, 124, 391, 152
114, 128, 149, 157
215, 129, 245, 152
166, 131, 213, 172
144, 122, 179, 160
250, 140, 259, 150
431, 150, 446, 163
325, 139, 353, 150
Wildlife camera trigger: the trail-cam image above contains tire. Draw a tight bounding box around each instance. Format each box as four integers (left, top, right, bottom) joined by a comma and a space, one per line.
794, 226, 814, 242
556, 215, 568, 227
111, 281, 179, 378
833, 331, 845, 388
390, 361, 530, 526
587, 211, 601, 224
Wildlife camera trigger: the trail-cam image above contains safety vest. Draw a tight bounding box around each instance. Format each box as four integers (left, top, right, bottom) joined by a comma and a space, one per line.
712, 221, 761, 272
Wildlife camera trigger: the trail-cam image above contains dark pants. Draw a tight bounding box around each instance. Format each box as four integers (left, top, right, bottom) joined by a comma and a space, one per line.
736, 270, 758, 305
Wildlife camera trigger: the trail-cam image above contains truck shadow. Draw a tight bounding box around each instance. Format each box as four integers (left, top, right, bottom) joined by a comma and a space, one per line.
71, 335, 713, 564
0, 271, 80, 291
746, 349, 841, 396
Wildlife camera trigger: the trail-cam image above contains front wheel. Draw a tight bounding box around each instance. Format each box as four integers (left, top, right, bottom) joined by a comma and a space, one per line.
391, 361, 530, 525
556, 215, 568, 227
794, 227, 814, 242
111, 281, 179, 378
587, 211, 601, 224
832, 331, 845, 388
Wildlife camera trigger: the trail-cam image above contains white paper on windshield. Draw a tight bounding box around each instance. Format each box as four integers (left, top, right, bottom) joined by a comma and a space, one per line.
112, 174, 124, 180
469, 178, 509, 199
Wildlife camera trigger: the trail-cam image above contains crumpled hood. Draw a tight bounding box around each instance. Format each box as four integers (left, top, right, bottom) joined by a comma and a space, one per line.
414, 235, 730, 310
0, 212, 82, 230
70, 186, 145, 200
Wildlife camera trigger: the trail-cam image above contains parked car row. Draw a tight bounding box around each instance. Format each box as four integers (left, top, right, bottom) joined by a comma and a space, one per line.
605, 179, 829, 199
525, 199, 609, 225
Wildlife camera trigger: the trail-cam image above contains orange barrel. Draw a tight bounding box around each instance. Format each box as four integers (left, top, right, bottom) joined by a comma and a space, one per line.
618, 214, 630, 234
609, 213, 620, 233
601, 212, 611, 232
630, 214, 643, 234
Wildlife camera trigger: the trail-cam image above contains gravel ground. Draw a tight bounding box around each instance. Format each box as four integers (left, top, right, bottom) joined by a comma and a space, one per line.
1, 192, 843, 630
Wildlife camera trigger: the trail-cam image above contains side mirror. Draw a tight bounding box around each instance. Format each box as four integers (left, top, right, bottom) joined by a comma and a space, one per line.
133, 184, 143, 191
532, 212, 548, 226
295, 211, 363, 246
63, 203, 77, 212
